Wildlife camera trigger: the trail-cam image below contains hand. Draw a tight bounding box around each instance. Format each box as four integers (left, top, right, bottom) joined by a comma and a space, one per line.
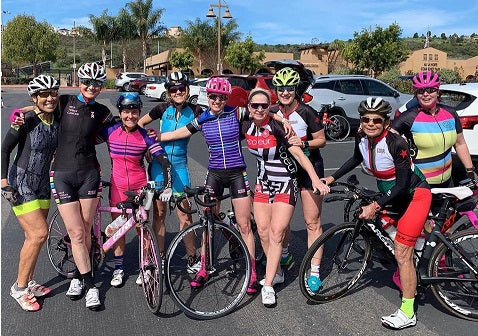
281, 121, 294, 138
1, 185, 17, 204
288, 135, 303, 147
312, 179, 330, 195
159, 188, 172, 202
321, 176, 335, 185
147, 128, 158, 141
9, 109, 24, 127
358, 202, 379, 220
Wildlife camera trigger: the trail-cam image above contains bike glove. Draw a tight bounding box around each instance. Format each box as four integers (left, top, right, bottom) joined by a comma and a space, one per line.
1, 185, 18, 204
159, 188, 172, 202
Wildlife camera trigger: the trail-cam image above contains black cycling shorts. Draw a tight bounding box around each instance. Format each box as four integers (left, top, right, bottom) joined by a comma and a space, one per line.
297, 159, 324, 190
204, 168, 250, 199
51, 168, 101, 204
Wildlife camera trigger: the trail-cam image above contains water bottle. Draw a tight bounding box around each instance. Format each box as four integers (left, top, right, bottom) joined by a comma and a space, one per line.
105, 215, 128, 237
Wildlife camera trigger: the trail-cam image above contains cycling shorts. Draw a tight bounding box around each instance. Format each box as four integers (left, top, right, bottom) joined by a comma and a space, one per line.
150, 161, 190, 196
204, 168, 250, 199
8, 165, 52, 215
297, 159, 324, 190
253, 177, 299, 206
50, 168, 101, 204
109, 183, 141, 207
396, 187, 432, 247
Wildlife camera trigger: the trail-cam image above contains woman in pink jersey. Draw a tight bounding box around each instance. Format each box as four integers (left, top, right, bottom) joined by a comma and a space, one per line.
97, 93, 173, 287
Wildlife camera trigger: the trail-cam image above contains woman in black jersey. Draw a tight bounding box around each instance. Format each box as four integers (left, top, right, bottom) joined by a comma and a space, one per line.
1, 75, 60, 311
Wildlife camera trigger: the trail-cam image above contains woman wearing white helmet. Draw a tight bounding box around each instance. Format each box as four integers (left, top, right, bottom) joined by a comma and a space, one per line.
1, 75, 60, 311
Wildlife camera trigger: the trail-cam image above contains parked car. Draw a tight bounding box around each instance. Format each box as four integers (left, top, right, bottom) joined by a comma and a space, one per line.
144, 81, 167, 101
144, 77, 210, 104
197, 74, 277, 108
114, 72, 148, 91
129, 76, 165, 94
188, 78, 209, 105
397, 83, 478, 180
265, 60, 413, 130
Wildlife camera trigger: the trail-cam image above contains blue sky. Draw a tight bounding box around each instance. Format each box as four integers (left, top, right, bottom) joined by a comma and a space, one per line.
2, 0, 477, 44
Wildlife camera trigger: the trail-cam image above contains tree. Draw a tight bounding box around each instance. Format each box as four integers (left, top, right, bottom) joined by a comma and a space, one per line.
438, 68, 461, 84
413, 32, 419, 38
89, 10, 116, 66
441, 33, 447, 40
115, 8, 138, 71
180, 18, 215, 73
224, 36, 265, 74
170, 49, 194, 71
127, 0, 165, 72
215, 19, 242, 67
344, 23, 408, 77
2, 15, 59, 77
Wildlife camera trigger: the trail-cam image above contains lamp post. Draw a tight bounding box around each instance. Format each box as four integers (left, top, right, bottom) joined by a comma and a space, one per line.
71, 21, 78, 86
206, 0, 232, 74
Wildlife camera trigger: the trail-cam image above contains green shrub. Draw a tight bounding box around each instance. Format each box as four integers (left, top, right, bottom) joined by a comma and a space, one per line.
102, 79, 116, 89
387, 79, 414, 94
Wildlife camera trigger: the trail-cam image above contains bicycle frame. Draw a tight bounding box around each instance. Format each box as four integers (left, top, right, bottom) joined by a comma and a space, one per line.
101, 206, 146, 252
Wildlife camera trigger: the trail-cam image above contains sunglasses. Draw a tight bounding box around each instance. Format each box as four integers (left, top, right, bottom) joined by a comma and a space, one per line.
168, 85, 187, 93
415, 87, 438, 95
360, 116, 385, 125
249, 103, 270, 110
80, 79, 103, 88
276, 85, 296, 93
208, 93, 228, 101
37, 90, 59, 98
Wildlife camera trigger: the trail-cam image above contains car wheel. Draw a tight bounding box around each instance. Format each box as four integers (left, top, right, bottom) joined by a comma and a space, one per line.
189, 95, 198, 105
140, 86, 146, 95
122, 83, 130, 92
160, 91, 167, 102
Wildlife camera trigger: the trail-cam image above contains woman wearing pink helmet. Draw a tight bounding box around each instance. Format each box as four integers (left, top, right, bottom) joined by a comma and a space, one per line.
157, 76, 292, 294
392, 70, 474, 188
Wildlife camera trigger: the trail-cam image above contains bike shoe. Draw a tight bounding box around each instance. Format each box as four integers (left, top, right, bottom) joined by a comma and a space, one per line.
10, 284, 40, 312
307, 274, 322, 293
259, 272, 284, 287
381, 309, 416, 330
246, 280, 259, 295
66, 278, 84, 300
27, 280, 52, 297
190, 269, 208, 288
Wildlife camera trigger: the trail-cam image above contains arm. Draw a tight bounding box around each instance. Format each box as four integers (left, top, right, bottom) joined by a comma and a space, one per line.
268, 111, 294, 137
288, 145, 329, 195
153, 153, 173, 201
1, 127, 22, 182
454, 133, 474, 172
138, 113, 154, 128
159, 125, 194, 142
325, 135, 363, 184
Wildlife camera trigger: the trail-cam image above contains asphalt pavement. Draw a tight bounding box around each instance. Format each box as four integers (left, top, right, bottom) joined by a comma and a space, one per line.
1, 87, 475, 336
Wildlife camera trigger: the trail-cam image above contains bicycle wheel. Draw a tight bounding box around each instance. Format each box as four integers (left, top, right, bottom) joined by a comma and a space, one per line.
325, 115, 350, 142
139, 225, 163, 314
166, 221, 251, 319
428, 229, 478, 321
47, 209, 76, 278
299, 222, 372, 303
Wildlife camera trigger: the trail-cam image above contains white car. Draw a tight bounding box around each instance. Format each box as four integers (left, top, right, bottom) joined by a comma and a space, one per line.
114, 72, 148, 91
397, 83, 478, 181
144, 78, 209, 103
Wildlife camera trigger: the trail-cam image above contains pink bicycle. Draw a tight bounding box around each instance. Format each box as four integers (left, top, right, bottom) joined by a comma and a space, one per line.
47, 181, 163, 314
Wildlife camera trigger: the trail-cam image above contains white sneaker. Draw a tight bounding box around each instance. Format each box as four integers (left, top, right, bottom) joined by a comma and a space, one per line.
261, 286, 276, 307
187, 256, 201, 274
136, 270, 151, 286
110, 269, 124, 287
85, 287, 101, 310
381, 309, 417, 329
66, 278, 84, 299
259, 272, 285, 287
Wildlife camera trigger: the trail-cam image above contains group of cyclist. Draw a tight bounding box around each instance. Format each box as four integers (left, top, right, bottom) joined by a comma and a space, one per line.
2, 62, 474, 329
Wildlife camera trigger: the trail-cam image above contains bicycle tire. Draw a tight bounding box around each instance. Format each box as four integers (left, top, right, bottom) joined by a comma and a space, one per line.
166, 221, 251, 319
427, 229, 478, 321
299, 222, 372, 303
139, 225, 163, 314
325, 115, 350, 142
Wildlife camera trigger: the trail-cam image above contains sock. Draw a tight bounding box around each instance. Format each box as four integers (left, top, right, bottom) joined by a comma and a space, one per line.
400, 297, 415, 318
73, 268, 81, 279
250, 253, 257, 282
81, 272, 95, 290
310, 264, 320, 277
114, 255, 124, 270
281, 246, 289, 258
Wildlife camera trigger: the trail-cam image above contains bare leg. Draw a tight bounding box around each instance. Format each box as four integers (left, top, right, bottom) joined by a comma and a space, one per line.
394, 242, 416, 300
301, 190, 324, 265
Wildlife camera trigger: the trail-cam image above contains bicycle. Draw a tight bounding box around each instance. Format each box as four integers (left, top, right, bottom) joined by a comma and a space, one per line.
47, 181, 163, 314
319, 102, 351, 142
299, 175, 478, 321
165, 186, 251, 319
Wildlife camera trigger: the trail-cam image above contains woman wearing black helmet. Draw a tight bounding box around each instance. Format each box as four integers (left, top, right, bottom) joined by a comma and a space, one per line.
323, 97, 432, 329
138, 72, 204, 274
1, 75, 60, 311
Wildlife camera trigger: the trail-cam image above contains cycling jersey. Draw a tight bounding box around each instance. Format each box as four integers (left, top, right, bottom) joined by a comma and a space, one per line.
242, 116, 299, 205
147, 102, 202, 194
331, 129, 431, 247
1, 110, 58, 214
52, 94, 112, 171
186, 106, 247, 170
97, 122, 171, 204
271, 102, 325, 187
392, 104, 462, 186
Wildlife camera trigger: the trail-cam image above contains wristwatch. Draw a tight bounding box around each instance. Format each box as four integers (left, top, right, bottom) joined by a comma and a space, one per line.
303, 141, 310, 149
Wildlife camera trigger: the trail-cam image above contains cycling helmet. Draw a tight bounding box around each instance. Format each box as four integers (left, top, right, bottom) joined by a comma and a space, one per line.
206, 77, 232, 95
165, 71, 189, 89
272, 67, 301, 87
27, 75, 60, 96
358, 97, 392, 117
412, 71, 441, 90
116, 92, 143, 110
77, 62, 107, 82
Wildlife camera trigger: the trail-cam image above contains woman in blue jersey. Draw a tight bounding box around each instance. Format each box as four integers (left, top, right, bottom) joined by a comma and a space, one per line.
1, 75, 60, 311
138, 72, 203, 275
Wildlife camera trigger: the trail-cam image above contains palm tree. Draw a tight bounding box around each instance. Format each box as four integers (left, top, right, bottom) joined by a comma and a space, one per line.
180, 18, 215, 74
127, 0, 165, 72
115, 9, 138, 72
89, 10, 116, 66
216, 19, 241, 68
